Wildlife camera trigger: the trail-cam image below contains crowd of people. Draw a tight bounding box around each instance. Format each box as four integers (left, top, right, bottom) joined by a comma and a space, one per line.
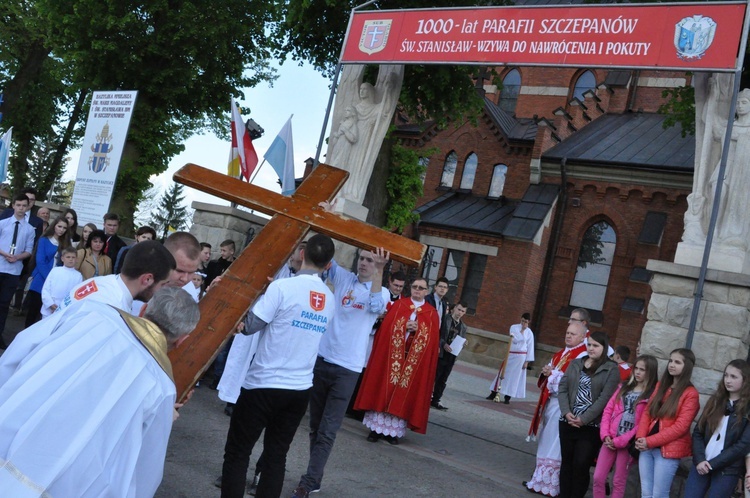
1, 188, 749, 498
521, 308, 750, 498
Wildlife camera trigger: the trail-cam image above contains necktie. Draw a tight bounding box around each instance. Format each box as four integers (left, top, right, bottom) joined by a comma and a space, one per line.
104, 236, 110, 255
10, 221, 19, 254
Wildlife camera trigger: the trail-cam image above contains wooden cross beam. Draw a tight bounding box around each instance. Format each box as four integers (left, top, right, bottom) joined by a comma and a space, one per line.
169, 163, 425, 400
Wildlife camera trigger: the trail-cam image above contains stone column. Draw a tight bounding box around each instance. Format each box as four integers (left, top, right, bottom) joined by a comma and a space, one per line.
642, 260, 750, 396
189, 201, 267, 257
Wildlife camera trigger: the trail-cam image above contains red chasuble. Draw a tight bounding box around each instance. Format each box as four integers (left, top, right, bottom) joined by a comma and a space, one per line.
354, 297, 440, 434
527, 342, 587, 437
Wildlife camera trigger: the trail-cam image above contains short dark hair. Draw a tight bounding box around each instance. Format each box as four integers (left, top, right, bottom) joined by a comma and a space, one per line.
390, 271, 407, 282
136, 226, 157, 239
86, 229, 107, 248
521, 312, 531, 320
21, 187, 38, 197
615, 345, 631, 362
12, 194, 29, 205
103, 213, 120, 223
220, 239, 235, 250
164, 231, 201, 260
457, 301, 469, 309
304, 234, 335, 269
121, 240, 176, 282
200, 242, 212, 250
572, 307, 591, 324
435, 277, 449, 286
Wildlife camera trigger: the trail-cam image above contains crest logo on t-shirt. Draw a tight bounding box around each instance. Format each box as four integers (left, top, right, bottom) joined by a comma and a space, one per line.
74, 281, 98, 300
310, 291, 326, 312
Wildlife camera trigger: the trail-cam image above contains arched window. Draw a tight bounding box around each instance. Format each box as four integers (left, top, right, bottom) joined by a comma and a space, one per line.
418, 156, 429, 185
441, 151, 457, 188
573, 70, 596, 100
459, 153, 477, 190
500, 69, 521, 113
569, 221, 616, 311
488, 164, 507, 198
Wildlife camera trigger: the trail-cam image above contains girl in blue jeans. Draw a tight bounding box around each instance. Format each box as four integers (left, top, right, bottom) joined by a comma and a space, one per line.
635, 348, 700, 498
685, 359, 750, 498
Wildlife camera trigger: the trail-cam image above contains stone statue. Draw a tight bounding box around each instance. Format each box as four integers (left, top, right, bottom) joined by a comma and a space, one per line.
676, 73, 750, 273
682, 73, 736, 244
326, 64, 405, 205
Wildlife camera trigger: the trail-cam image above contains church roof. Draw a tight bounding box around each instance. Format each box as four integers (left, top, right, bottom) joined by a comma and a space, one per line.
483, 97, 538, 141
415, 183, 559, 241
543, 113, 695, 171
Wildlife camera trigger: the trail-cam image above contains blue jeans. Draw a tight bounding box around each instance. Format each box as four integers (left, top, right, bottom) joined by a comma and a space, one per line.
638, 448, 680, 498
299, 357, 360, 491
684, 465, 741, 498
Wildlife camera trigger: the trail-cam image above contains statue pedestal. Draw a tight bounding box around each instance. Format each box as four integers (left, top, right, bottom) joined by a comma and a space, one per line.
642, 259, 750, 397
674, 240, 750, 274
332, 198, 370, 270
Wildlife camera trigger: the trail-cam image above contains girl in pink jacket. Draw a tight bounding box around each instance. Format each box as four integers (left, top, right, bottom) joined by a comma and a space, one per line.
593, 355, 659, 498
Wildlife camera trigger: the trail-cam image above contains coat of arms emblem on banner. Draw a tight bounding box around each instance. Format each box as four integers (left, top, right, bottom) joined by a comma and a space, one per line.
88, 122, 113, 173
359, 20, 392, 55
674, 15, 717, 61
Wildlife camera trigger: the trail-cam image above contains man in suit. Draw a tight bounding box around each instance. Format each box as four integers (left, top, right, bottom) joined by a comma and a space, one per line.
425, 276, 449, 327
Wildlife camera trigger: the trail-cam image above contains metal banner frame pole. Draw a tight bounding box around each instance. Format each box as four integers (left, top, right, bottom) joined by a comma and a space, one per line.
685, 0, 750, 348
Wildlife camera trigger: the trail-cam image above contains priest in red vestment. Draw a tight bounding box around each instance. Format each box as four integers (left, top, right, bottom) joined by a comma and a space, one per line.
524, 308, 589, 497
354, 277, 440, 443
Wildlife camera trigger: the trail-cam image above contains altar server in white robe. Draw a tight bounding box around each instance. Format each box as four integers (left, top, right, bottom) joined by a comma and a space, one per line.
0, 287, 199, 498
499, 313, 535, 403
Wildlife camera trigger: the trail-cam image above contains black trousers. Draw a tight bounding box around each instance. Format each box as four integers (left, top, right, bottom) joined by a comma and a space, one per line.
222, 387, 310, 498
24, 290, 42, 328
432, 353, 457, 403
0, 272, 19, 347
558, 421, 602, 498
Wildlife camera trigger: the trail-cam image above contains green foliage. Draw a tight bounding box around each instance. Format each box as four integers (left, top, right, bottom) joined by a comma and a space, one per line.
149, 183, 190, 240
659, 85, 696, 137
384, 142, 432, 233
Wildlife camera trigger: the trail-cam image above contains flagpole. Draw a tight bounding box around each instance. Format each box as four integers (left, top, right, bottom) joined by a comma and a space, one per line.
249, 159, 267, 184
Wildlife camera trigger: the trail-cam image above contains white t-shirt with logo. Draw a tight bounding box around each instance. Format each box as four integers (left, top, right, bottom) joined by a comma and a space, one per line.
317, 261, 388, 373
243, 274, 335, 391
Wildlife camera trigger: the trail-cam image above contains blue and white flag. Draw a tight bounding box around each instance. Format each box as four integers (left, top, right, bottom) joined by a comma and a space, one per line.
263, 116, 295, 196
0, 127, 12, 184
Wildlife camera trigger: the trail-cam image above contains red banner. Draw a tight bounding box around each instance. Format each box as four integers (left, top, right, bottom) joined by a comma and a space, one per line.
342, 3, 747, 71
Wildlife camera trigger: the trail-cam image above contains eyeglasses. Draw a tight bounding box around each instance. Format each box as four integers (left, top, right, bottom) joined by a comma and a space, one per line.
411, 285, 427, 290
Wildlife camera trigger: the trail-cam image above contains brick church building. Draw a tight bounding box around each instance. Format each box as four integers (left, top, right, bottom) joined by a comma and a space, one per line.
393, 67, 694, 366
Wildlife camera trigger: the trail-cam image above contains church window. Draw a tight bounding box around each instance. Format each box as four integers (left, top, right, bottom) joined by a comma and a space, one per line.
569, 221, 616, 311
463, 253, 487, 315
488, 164, 508, 198
418, 156, 429, 185
444, 249, 464, 303
500, 69, 521, 113
459, 153, 478, 190
422, 245, 444, 287
441, 151, 457, 188
573, 70, 596, 100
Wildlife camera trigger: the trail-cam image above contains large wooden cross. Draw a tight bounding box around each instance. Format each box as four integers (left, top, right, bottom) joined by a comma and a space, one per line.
169, 163, 425, 400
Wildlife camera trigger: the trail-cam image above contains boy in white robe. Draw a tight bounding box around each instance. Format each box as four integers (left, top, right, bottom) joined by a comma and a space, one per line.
40, 246, 82, 317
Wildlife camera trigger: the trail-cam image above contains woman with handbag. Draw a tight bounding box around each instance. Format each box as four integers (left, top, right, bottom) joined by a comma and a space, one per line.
593, 355, 658, 498
557, 331, 621, 498
686, 359, 750, 498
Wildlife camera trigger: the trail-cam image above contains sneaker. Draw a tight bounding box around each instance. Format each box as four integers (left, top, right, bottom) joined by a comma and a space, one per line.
291, 486, 310, 498
310, 484, 321, 494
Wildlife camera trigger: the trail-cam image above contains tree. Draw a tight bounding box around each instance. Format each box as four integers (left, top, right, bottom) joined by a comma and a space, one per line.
149, 183, 190, 241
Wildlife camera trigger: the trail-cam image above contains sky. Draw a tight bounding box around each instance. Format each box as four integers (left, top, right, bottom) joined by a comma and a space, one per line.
66, 60, 335, 211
